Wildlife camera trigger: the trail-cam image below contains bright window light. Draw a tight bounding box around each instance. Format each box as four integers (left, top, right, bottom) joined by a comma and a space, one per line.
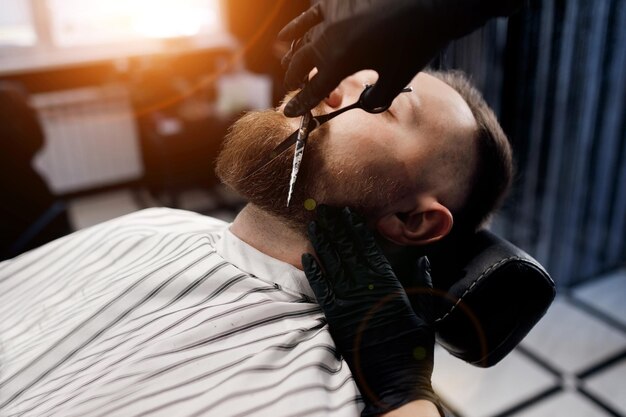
47, 0, 222, 46
0, 0, 37, 47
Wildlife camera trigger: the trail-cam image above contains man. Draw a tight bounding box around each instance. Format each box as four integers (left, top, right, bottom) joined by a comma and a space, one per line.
0, 69, 511, 416
217, 69, 512, 250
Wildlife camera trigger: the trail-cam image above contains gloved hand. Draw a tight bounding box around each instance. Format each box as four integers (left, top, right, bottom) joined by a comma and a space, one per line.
301, 206, 444, 416
279, 0, 524, 117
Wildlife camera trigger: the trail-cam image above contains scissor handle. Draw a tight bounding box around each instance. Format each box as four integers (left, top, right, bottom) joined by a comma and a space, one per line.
358, 85, 387, 113
359, 84, 414, 114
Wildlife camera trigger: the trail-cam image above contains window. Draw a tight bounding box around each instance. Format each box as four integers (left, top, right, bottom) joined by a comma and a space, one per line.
47, 0, 223, 47
0, 0, 231, 74
0, 0, 37, 47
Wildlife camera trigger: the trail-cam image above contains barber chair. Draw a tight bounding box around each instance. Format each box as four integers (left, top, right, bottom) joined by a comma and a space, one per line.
426, 230, 555, 367
429, 230, 556, 367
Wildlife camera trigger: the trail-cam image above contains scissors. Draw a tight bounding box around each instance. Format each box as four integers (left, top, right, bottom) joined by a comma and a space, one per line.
243, 83, 413, 206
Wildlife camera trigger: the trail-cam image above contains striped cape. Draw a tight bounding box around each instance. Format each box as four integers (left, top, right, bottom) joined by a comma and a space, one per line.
0, 208, 362, 416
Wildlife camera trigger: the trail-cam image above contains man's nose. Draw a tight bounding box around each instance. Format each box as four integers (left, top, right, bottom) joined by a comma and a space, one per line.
321, 72, 376, 109
323, 87, 344, 109
306, 67, 345, 110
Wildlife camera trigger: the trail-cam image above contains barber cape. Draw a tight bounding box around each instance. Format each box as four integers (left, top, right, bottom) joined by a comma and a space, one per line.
0, 208, 363, 416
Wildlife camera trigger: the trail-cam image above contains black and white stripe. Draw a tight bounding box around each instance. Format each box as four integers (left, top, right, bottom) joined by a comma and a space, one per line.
0, 208, 362, 416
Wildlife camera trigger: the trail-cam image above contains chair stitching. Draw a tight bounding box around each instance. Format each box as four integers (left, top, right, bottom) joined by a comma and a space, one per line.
434, 256, 524, 323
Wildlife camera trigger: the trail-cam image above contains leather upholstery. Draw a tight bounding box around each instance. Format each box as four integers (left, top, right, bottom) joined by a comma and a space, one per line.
429, 230, 556, 367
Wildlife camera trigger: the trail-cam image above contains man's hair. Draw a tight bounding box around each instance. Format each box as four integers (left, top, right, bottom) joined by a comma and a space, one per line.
427, 69, 513, 234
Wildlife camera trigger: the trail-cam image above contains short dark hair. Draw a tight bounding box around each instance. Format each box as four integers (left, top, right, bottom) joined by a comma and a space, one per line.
426, 69, 513, 234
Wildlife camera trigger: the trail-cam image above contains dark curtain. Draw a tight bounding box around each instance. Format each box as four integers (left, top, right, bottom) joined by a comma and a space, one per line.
438, 0, 626, 288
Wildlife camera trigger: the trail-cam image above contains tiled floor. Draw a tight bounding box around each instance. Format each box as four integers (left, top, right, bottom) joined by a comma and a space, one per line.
432, 273, 626, 417
432, 348, 559, 417
573, 270, 626, 331
583, 358, 626, 415
519, 298, 626, 375
67, 188, 626, 417
509, 391, 613, 417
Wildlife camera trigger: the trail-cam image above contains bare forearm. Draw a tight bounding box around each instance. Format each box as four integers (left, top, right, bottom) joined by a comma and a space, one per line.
381, 400, 441, 417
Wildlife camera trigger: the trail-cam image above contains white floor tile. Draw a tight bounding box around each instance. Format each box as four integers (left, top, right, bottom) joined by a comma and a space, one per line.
432, 346, 558, 417
583, 358, 626, 415
509, 390, 612, 417
573, 269, 626, 328
67, 189, 142, 230
520, 298, 626, 374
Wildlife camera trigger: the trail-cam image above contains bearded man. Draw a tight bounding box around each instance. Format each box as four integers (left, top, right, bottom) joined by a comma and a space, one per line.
0, 70, 511, 417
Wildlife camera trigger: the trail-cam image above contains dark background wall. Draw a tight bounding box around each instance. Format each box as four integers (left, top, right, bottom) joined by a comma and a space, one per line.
439, 0, 626, 288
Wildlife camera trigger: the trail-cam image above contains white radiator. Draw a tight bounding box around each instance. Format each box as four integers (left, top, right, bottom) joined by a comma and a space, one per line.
31, 84, 143, 194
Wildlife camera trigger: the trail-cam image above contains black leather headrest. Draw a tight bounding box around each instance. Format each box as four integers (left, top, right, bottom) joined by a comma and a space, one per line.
428, 229, 556, 367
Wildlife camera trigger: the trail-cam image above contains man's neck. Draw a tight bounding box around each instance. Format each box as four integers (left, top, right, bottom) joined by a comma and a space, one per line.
229, 204, 313, 270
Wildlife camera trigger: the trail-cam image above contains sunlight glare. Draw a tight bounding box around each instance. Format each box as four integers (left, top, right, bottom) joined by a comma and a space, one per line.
48, 0, 220, 44
131, 0, 218, 39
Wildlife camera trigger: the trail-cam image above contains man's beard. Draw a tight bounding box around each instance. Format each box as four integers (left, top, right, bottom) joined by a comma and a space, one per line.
215, 109, 406, 232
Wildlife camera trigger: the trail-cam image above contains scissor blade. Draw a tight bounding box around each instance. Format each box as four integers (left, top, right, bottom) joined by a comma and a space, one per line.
286, 112, 312, 206
286, 138, 305, 206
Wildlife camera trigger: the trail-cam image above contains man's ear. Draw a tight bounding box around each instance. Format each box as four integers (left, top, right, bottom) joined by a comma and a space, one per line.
375, 198, 453, 246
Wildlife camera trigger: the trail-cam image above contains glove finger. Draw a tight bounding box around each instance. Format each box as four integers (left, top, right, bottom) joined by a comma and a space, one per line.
302, 253, 335, 310
403, 256, 433, 289
405, 256, 435, 323
277, 4, 323, 42
319, 206, 357, 263
280, 45, 294, 69
281, 29, 312, 70
307, 220, 343, 285
343, 208, 391, 274
316, 206, 364, 289
283, 42, 317, 91
284, 63, 344, 117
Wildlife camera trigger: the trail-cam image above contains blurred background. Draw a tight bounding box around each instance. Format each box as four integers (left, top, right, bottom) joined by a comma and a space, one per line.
0, 0, 624, 416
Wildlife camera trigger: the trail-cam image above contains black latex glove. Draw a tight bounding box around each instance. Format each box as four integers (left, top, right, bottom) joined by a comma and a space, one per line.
301, 206, 444, 416
279, 0, 524, 117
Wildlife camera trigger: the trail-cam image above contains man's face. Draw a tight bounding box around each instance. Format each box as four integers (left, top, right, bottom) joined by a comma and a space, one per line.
216, 71, 477, 229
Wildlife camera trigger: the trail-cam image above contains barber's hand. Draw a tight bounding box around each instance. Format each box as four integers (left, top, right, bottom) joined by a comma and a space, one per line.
301, 206, 443, 416
279, 0, 524, 117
